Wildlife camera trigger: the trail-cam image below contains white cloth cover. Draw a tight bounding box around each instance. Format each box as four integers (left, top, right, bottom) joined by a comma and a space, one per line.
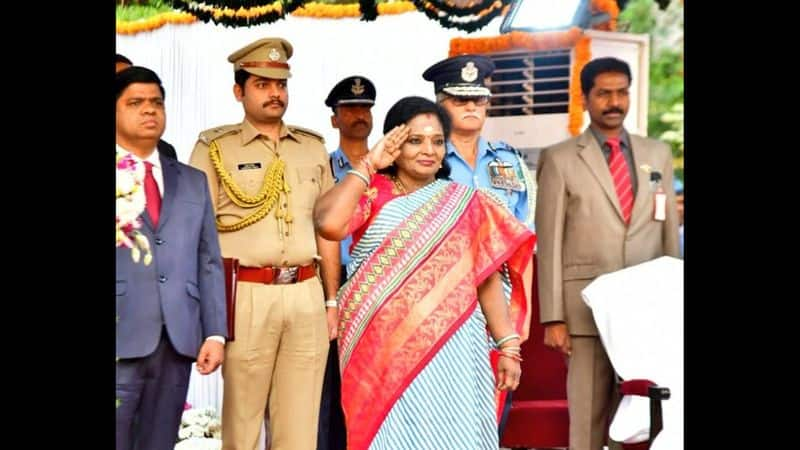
581, 256, 683, 450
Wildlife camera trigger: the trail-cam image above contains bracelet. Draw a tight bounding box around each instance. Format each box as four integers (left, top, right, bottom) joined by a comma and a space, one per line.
495, 334, 520, 348
346, 169, 370, 187
500, 346, 521, 353
325, 299, 338, 308
498, 352, 524, 362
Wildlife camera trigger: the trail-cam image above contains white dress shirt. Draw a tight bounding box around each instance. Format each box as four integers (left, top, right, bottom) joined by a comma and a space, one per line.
116, 144, 226, 346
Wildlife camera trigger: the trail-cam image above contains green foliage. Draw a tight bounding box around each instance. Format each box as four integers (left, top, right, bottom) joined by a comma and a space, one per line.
116, 0, 173, 21
618, 0, 656, 34
619, 0, 683, 181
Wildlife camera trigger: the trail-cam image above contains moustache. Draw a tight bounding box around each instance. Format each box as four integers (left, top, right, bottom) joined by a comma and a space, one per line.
262, 100, 285, 108
603, 108, 624, 115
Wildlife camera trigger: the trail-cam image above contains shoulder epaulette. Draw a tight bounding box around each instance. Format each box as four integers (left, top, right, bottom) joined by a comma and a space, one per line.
490, 140, 522, 157
288, 125, 325, 144
198, 124, 241, 145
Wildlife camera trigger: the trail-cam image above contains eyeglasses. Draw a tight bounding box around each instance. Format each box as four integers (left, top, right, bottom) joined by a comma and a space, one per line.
449, 96, 490, 107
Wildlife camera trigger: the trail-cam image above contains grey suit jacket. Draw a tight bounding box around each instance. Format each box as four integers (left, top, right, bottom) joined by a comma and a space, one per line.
116, 154, 227, 359
535, 128, 680, 336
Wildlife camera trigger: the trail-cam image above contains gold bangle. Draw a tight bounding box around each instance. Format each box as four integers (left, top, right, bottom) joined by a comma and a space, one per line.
346, 169, 370, 187
496, 334, 520, 347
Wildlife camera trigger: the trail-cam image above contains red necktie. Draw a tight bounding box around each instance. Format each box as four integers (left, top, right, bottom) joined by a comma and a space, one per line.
607, 137, 633, 224
143, 161, 161, 227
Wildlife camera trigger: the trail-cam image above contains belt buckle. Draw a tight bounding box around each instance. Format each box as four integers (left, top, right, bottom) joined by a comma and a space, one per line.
274, 266, 298, 284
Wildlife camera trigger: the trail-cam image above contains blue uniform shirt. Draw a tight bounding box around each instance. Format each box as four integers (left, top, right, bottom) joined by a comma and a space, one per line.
445, 137, 535, 230
329, 147, 355, 267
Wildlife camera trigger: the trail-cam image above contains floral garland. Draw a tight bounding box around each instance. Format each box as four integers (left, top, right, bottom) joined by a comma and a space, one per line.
292, 1, 414, 18
448, 29, 591, 136
568, 35, 592, 136
168, 0, 287, 27
118, 1, 418, 33
116, 11, 197, 35
591, 0, 620, 32
118, 0, 620, 34
412, 0, 512, 33
116, 150, 152, 265
448, 28, 583, 56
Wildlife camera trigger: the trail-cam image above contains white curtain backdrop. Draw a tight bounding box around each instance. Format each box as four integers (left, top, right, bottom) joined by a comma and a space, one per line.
117, 13, 506, 163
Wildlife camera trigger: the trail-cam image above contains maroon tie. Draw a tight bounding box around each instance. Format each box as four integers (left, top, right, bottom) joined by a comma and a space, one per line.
143, 161, 161, 227
607, 137, 633, 224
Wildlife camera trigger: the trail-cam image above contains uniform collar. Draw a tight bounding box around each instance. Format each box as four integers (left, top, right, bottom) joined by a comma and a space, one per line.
331, 147, 352, 167
240, 119, 298, 146
446, 136, 492, 158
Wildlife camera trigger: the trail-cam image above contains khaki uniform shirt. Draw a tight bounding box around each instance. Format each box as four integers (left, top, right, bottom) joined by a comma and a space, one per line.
189, 120, 334, 268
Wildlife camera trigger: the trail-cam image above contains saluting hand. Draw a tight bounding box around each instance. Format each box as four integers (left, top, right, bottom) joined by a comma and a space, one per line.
366, 124, 410, 171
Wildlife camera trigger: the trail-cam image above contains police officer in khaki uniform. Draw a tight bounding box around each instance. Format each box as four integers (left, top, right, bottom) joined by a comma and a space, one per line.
189, 37, 340, 450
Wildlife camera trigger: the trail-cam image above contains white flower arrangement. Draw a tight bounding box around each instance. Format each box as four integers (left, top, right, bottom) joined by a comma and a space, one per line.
174, 406, 222, 450
116, 149, 152, 265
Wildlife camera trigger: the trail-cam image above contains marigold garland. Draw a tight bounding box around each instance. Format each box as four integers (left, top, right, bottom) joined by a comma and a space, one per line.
119, 0, 619, 34
449, 29, 591, 136
116, 11, 197, 35
591, 0, 620, 31
448, 28, 583, 56
168, 0, 288, 27
413, 0, 512, 33
568, 35, 592, 136
118, 1, 419, 33
290, 2, 415, 18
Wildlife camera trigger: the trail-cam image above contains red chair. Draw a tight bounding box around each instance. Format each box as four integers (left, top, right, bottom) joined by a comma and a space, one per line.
500, 257, 570, 449
616, 379, 670, 450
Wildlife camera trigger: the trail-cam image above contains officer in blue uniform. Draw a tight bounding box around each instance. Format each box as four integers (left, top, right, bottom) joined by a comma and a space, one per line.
325, 75, 377, 275
423, 54, 536, 438
318, 75, 377, 450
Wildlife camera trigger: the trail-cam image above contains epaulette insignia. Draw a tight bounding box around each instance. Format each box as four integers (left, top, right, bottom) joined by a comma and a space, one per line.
492, 141, 522, 157
198, 124, 241, 145
288, 125, 325, 144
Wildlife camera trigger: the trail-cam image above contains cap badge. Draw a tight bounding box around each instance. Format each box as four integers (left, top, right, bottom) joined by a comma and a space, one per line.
461, 61, 478, 82
351, 78, 365, 95
268, 48, 281, 61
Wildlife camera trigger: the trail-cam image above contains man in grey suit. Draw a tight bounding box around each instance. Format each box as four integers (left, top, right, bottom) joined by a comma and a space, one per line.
535, 57, 680, 450
116, 66, 228, 450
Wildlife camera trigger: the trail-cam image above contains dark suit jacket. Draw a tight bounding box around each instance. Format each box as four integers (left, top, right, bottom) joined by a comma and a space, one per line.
116, 154, 227, 359
157, 139, 177, 159
535, 129, 680, 336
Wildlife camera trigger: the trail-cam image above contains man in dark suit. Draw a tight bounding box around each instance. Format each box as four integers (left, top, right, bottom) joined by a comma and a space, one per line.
116, 66, 228, 450
116, 54, 178, 160
535, 57, 679, 450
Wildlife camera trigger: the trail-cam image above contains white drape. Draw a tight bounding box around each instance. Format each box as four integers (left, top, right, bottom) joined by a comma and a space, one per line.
581, 256, 684, 450
116, 14, 505, 162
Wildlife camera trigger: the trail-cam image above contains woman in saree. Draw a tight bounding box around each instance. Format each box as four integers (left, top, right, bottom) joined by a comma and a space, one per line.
314, 96, 536, 450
